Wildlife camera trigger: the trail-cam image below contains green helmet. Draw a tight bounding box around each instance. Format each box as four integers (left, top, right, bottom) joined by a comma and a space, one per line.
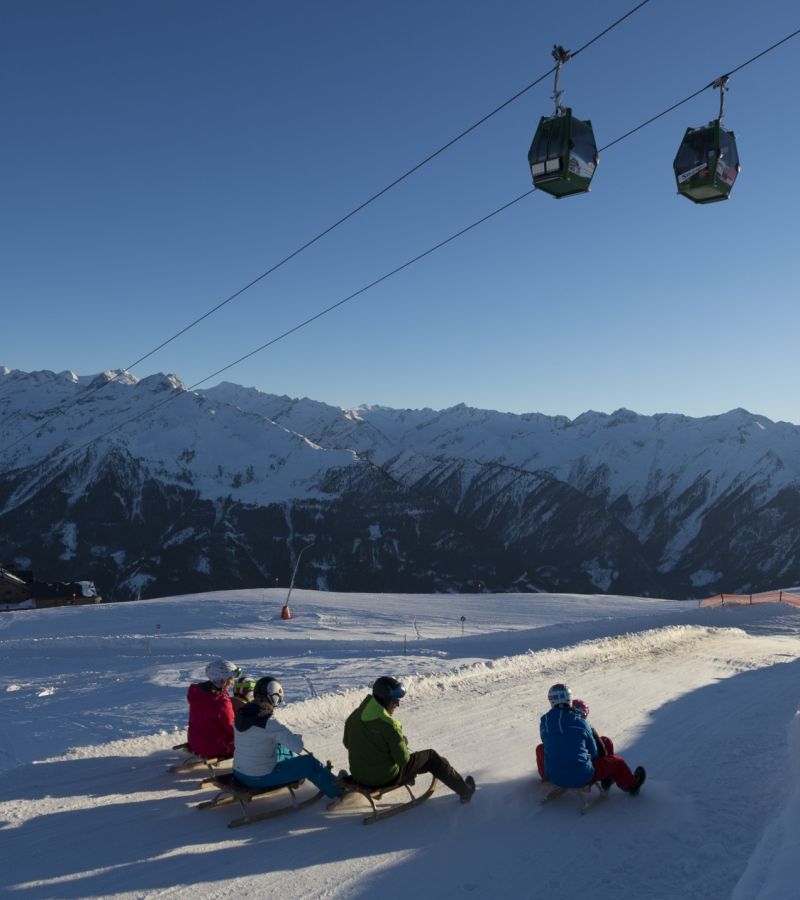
233, 676, 256, 701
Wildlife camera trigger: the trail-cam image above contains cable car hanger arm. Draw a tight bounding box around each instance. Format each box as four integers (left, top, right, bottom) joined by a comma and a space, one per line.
709, 74, 730, 122
551, 44, 572, 116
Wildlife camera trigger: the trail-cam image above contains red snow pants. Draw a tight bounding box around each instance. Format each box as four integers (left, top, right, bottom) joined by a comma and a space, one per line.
590, 754, 635, 791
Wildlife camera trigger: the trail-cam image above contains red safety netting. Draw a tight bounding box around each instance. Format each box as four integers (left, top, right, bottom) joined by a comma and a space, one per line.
699, 590, 800, 608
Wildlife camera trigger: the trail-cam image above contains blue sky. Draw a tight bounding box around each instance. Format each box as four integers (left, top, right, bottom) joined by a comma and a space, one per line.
3, 1, 800, 421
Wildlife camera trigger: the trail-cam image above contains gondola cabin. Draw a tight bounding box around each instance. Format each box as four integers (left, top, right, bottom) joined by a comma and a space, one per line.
528, 108, 599, 198
673, 120, 740, 204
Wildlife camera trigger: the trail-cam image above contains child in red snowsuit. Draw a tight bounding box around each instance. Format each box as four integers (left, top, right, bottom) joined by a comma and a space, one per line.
186, 658, 240, 759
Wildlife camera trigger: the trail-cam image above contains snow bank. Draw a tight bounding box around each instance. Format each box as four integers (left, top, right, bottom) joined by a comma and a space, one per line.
730, 710, 800, 900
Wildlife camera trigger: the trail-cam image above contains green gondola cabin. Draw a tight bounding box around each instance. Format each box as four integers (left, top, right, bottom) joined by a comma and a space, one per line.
528, 108, 599, 198
673, 120, 740, 204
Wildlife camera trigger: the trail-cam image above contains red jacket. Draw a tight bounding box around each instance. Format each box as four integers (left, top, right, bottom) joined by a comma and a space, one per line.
187, 682, 235, 758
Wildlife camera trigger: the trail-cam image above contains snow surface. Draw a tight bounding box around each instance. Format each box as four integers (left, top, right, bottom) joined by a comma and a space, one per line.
0, 589, 798, 899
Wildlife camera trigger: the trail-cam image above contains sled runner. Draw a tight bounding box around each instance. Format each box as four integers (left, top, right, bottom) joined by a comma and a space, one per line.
540, 780, 606, 815
328, 774, 438, 825
195, 772, 323, 828
167, 742, 231, 775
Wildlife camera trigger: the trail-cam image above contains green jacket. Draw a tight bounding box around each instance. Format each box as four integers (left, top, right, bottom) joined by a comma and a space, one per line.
343, 695, 410, 786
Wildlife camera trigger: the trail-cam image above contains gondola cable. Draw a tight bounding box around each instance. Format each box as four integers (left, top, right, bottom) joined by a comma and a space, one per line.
37, 190, 537, 463
6, 17, 800, 463
599, 25, 800, 153
0, 1, 653, 449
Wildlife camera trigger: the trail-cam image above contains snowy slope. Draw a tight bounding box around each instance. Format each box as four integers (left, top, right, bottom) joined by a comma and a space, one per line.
0, 590, 798, 899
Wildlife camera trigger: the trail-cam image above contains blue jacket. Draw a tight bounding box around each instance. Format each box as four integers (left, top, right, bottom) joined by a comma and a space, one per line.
540, 706, 598, 788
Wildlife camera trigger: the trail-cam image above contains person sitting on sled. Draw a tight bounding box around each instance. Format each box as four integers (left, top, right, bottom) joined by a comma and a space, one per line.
186, 658, 240, 760
343, 676, 476, 803
536, 696, 615, 780
232, 676, 343, 798
539, 683, 646, 795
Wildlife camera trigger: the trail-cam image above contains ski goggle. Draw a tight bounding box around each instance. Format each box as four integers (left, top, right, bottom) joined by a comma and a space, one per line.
389, 683, 406, 700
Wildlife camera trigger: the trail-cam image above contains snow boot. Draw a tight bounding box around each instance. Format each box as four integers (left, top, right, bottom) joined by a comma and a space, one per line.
460, 776, 476, 804
628, 767, 646, 796
600, 776, 614, 792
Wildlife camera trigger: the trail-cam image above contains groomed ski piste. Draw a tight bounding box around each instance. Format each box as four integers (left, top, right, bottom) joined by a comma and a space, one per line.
1, 589, 798, 899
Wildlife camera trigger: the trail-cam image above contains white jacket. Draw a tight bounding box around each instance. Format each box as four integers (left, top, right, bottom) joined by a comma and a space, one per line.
233, 705, 304, 777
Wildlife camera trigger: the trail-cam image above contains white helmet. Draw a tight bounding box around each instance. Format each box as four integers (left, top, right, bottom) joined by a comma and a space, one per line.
548, 683, 572, 707
254, 676, 284, 706
205, 659, 241, 687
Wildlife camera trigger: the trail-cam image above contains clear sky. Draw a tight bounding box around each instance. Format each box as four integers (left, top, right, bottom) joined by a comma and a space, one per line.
3, 1, 800, 422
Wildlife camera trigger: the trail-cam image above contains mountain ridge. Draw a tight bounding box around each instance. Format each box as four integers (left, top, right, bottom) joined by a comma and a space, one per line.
2, 366, 799, 600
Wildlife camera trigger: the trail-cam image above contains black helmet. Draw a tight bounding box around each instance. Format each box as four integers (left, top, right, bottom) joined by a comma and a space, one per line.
254, 676, 284, 706
372, 676, 406, 709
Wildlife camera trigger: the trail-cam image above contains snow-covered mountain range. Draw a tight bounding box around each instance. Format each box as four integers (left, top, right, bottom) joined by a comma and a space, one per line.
2, 366, 800, 600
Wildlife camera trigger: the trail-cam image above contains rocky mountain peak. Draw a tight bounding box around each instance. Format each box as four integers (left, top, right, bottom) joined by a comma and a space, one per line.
2, 368, 799, 601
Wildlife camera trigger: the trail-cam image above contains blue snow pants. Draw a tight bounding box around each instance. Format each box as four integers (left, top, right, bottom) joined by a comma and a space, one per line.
234, 754, 342, 798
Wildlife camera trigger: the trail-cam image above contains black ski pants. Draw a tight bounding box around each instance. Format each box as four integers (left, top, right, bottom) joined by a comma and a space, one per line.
393, 748, 469, 799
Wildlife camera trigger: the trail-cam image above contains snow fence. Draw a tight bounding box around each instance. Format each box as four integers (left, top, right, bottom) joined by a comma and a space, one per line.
699, 589, 800, 608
